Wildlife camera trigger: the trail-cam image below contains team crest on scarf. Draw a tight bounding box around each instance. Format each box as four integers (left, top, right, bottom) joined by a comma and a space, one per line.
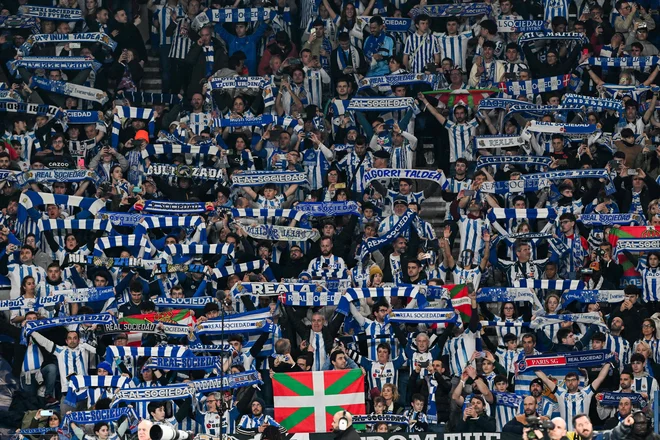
641, 227, 660, 238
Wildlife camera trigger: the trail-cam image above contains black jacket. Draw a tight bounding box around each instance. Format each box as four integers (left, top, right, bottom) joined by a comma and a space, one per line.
334, 426, 361, 440
455, 413, 496, 432
184, 39, 228, 99
287, 306, 345, 355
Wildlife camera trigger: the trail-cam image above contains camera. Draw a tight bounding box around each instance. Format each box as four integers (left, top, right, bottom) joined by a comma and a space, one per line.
580, 268, 594, 275
526, 416, 555, 439
150, 425, 191, 440
418, 360, 429, 368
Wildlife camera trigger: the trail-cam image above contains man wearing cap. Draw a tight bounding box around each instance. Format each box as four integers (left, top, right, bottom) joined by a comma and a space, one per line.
529, 378, 557, 418
626, 22, 658, 55
236, 398, 286, 434
378, 196, 413, 237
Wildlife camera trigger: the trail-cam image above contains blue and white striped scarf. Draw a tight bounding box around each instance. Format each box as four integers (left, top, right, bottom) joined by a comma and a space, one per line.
53, 287, 116, 304
8, 57, 101, 77
38, 218, 112, 233
505, 104, 583, 120
208, 76, 274, 106
599, 392, 647, 408
358, 210, 416, 260
153, 296, 216, 309
352, 414, 409, 425
487, 208, 557, 221
347, 97, 415, 112
562, 94, 624, 113
231, 208, 308, 223
614, 237, 660, 257
0, 296, 61, 311
476, 155, 552, 169
336, 286, 426, 315
212, 115, 303, 132
211, 260, 276, 281
358, 73, 437, 91
97, 212, 147, 227
146, 164, 223, 181
579, 213, 642, 226
238, 223, 320, 242
526, 121, 597, 136
141, 143, 219, 159
0, 101, 63, 120
479, 98, 536, 110
522, 168, 608, 181
146, 356, 223, 370
517, 32, 588, 45
584, 56, 660, 67
65, 375, 130, 405
30, 76, 109, 105
121, 92, 182, 105
0, 15, 39, 34
293, 202, 361, 217
497, 20, 546, 33
66, 109, 101, 124
388, 308, 457, 323
561, 289, 625, 307
478, 287, 543, 311
494, 392, 523, 408
475, 179, 551, 195
513, 279, 585, 290
136, 215, 203, 231
68, 254, 159, 270
499, 75, 570, 96
410, 3, 492, 17
25, 313, 117, 336
474, 134, 527, 149
17, 169, 100, 187
165, 243, 234, 257
92, 234, 153, 257
111, 106, 155, 148
18, 191, 106, 224
232, 282, 342, 306
231, 170, 308, 187
20, 33, 117, 55
529, 312, 605, 330
196, 319, 276, 335
136, 200, 214, 215
363, 168, 448, 188
356, 16, 411, 32
104, 345, 192, 365
196, 8, 276, 25
63, 408, 137, 426
18, 5, 83, 20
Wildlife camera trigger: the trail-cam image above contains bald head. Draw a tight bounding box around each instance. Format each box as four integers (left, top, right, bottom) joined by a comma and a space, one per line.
331, 411, 353, 432
549, 417, 566, 440
523, 396, 537, 416
138, 420, 153, 440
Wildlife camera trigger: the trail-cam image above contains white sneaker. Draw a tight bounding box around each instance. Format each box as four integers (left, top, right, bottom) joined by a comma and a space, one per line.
37, 385, 45, 397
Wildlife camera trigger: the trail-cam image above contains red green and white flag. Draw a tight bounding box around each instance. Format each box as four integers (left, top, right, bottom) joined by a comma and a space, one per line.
273, 369, 365, 433
445, 284, 471, 323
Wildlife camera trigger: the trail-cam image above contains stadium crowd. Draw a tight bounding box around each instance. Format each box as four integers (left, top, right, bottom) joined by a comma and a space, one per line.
2, 0, 660, 439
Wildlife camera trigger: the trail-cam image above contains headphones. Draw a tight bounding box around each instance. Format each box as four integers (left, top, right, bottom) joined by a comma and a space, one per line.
338, 410, 349, 431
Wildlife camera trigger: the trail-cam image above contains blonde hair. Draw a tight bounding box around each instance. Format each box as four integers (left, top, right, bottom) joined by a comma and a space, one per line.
381, 383, 399, 402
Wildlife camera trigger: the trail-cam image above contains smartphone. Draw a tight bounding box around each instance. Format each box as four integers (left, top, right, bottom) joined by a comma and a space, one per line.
650, 144, 658, 152
335, 182, 346, 189
41, 410, 54, 417
464, 190, 476, 196
69, 42, 81, 49
608, 159, 621, 170
628, 169, 639, 176
132, 186, 141, 194
77, 157, 85, 169
418, 360, 429, 368
310, 28, 317, 36
581, 48, 589, 57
